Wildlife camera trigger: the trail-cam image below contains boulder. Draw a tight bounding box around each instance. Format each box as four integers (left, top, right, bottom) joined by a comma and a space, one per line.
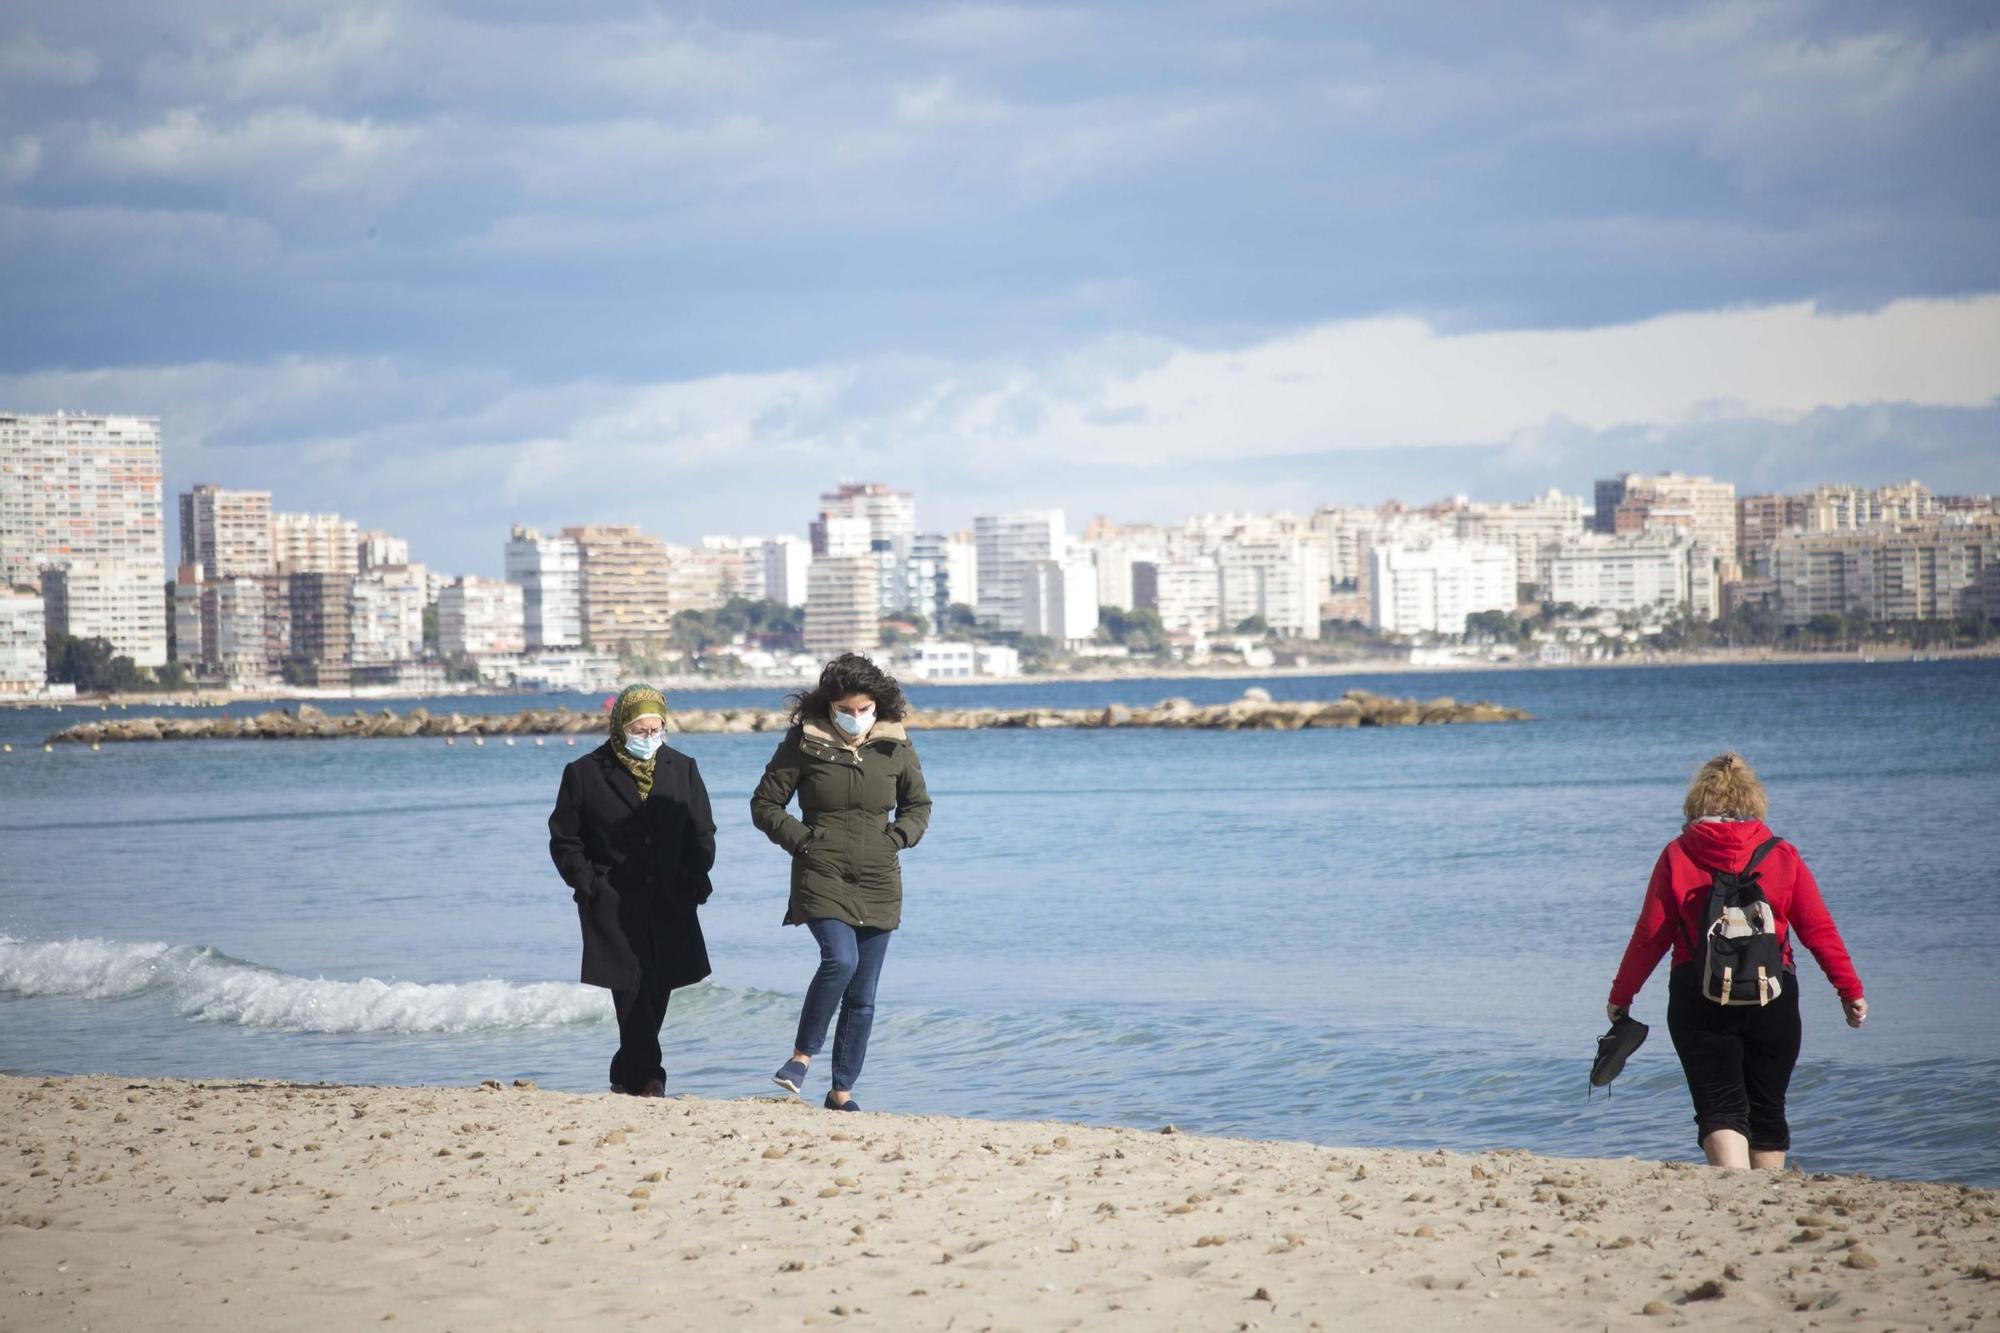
1241, 686, 1274, 703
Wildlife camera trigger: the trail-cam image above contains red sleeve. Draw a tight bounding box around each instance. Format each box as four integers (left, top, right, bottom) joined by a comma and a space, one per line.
1784, 853, 1863, 1001
1609, 849, 1679, 1007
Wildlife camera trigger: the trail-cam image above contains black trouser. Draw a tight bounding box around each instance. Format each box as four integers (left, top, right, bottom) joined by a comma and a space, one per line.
609, 935, 672, 1093
1666, 962, 1802, 1152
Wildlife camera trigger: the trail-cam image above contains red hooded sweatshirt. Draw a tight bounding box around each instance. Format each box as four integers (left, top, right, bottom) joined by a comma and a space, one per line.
1609, 818, 1863, 1007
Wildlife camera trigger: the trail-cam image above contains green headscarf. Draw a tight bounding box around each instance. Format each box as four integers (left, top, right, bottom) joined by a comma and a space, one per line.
609, 683, 668, 799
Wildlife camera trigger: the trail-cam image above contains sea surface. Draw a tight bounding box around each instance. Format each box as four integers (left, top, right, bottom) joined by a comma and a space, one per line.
3, 662, 1996, 1184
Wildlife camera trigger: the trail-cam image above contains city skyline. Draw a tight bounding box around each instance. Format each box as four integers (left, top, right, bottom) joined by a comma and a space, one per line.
0, 4, 1996, 575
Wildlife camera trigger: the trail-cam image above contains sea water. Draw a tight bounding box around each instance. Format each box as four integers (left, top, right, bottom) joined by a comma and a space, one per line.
2, 661, 1996, 1184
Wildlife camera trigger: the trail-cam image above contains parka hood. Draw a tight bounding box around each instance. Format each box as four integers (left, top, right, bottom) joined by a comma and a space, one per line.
800, 715, 910, 748
1676, 817, 1775, 872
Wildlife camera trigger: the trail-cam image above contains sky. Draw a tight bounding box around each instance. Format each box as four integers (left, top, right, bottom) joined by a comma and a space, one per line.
1, 0, 1996, 576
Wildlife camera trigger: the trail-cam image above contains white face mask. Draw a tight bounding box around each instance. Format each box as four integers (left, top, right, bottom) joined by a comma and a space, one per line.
624, 732, 665, 760
833, 707, 875, 738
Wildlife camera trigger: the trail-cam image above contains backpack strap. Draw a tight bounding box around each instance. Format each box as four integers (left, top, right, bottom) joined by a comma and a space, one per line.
1675, 834, 1785, 952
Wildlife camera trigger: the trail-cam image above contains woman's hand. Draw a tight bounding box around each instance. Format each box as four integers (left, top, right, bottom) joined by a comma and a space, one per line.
1606, 1003, 1628, 1024
1843, 997, 1868, 1028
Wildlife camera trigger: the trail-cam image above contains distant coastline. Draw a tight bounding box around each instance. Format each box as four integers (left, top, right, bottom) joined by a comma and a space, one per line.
5, 642, 1995, 711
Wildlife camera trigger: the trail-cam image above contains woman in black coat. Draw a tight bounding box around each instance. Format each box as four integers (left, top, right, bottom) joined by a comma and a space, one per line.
548, 684, 716, 1096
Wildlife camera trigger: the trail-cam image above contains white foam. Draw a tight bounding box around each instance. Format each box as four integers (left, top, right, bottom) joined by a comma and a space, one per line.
0, 935, 610, 1034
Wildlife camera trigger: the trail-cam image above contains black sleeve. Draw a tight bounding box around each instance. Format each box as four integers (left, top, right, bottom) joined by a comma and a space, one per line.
682, 756, 718, 891
548, 762, 601, 903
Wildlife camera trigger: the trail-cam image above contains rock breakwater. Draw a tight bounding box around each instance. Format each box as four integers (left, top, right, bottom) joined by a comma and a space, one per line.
44, 689, 1529, 744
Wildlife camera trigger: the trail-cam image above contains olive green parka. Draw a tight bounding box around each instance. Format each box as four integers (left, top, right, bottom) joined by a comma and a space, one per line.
750, 715, 932, 930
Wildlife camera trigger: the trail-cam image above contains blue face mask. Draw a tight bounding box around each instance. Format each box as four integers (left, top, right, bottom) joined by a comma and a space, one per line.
834, 707, 875, 737
623, 732, 665, 761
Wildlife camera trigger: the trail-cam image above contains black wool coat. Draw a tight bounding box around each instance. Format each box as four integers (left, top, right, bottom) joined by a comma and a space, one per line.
548, 741, 716, 992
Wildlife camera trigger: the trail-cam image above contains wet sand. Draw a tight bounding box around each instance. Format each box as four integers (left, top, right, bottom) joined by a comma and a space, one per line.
3, 1075, 1995, 1331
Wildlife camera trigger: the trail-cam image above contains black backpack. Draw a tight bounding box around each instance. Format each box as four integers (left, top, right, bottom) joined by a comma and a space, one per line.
1684, 836, 1787, 1006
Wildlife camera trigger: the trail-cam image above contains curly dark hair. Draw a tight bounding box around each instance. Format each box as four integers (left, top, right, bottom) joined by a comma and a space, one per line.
788, 652, 909, 724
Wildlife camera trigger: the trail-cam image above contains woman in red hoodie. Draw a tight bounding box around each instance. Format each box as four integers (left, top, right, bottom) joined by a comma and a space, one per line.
1608, 752, 1867, 1170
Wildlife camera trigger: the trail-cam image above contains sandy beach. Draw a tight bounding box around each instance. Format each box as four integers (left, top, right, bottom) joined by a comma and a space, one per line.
3, 1076, 1994, 1331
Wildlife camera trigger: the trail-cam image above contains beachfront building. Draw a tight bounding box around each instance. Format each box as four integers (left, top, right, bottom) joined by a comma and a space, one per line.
179, 484, 273, 580
1135, 555, 1222, 636
504, 526, 583, 650
564, 524, 673, 653
1454, 490, 1586, 599
349, 567, 427, 666
438, 576, 525, 659
1736, 493, 1811, 576
1765, 519, 2000, 626
758, 536, 811, 608
812, 482, 916, 555
0, 411, 166, 593
286, 572, 353, 688
1593, 472, 1738, 564
1021, 556, 1100, 646
666, 544, 740, 614
208, 576, 270, 681
1368, 539, 1517, 637
1802, 481, 1937, 533
1217, 536, 1329, 638
974, 510, 1066, 632
0, 587, 48, 692
895, 639, 976, 680
271, 512, 359, 578
803, 556, 877, 658
41, 560, 169, 667
1077, 519, 1168, 611
1546, 533, 1694, 617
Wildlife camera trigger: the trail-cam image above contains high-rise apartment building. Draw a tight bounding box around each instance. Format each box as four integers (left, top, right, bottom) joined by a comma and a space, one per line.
41, 561, 169, 667
0, 588, 48, 692
179, 484, 274, 579
438, 576, 526, 658
1218, 537, 1329, 638
1368, 540, 1517, 637
350, 567, 427, 666
505, 526, 583, 649
1546, 533, 1696, 616
211, 577, 270, 681
1592, 472, 1737, 564
812, 483, 916, 556
1454, 490, 1585, 598
1765, 519, 2000, 626
565, 524, 673, 653
667, 545, 740, 614
286, 572, 352, 687
356, 529, 411, 571
804, 556, 878, 658
1021, 557, 1101, 645
761, 536, 811, 607
272, 513, 360, 577
1135, 556, 1222, 636
974, 510, 1066, 632
1801, 481, 1937, 532
0, 412, 165, 594
1736, 494, 1811, 575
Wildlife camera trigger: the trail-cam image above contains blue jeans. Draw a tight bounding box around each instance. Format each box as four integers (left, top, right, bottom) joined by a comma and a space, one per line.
794, 918, 892, 1092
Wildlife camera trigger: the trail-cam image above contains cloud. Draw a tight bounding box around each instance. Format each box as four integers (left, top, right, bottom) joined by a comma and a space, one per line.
0, 29, 99, 90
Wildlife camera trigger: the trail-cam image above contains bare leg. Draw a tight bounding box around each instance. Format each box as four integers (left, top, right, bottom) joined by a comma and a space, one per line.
791, 1050, 812, 1065
1701, 1129, 1751, 1169
1750, 1149, 1786, 1170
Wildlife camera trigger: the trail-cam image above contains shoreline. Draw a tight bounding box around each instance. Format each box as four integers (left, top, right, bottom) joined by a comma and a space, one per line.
6, 645, 1994, 712
5, 1074, 1993, 1331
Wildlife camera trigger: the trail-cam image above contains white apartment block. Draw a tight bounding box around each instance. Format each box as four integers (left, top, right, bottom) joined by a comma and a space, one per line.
1369, 540, 1517, 637
350, 568, 426, 666
438, 576, 525, 658
211, 577, 271, 681
0, 588, 47, 692
172, 566, 205, 665
975, 510, 1066, 632
1078, 536, 1164, 611
1454, 489, 1585, 597
0, 411, 165, 593
667, 545, 740, 614
1546, 533, 1693, 616
761, 536, 811, 607
896, 640, 977, 680
943, 533, 977, 611
1021, 557, 1101, 645
804, 556, 878, 658
356, 529, 411, 571
1218, 537, 1329, 638
272, 512, 360, 577
814, 483, 916, 556
41, 560, 169, 667
505, 526, 583, 649
1137, 555, 1223, 636
180, 484, 273, 579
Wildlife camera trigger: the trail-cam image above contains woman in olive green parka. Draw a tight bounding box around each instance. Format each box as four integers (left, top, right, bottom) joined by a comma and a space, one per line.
753, 654, 931, 1110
